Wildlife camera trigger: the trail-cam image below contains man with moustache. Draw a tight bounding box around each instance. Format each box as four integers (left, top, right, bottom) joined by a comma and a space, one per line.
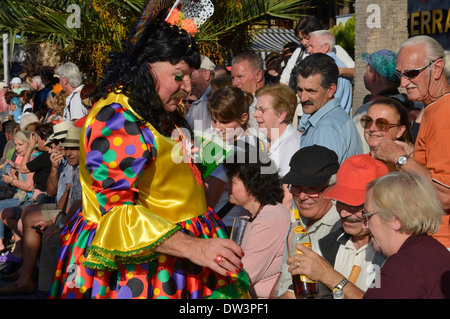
283, 154, 388, 299
296, 53, 362, 164
373, 35, 450, 249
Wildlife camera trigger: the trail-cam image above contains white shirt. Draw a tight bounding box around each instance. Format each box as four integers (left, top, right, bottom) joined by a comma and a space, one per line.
63, 85, 87, 122
268, 124, 301, 178
186, 86, 213, 131
280, 45, 355, 85
325, 233, 386, 292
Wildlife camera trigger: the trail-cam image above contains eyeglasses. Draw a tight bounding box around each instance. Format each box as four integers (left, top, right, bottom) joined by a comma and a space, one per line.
395, 57, 443, 80
360, 115, 400, 132
289, 184, 329, 198
256, 106, 272, 114
183, 99, 196, 104
361, 208, 377, 222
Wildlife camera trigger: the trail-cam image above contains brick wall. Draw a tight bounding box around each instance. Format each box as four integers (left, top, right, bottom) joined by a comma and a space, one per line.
353, 0, 409, 113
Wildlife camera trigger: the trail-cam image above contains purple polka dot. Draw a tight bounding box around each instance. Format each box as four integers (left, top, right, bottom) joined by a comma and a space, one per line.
92, 279, 100, 296
66, 291, 77, 299
131, 157, 147, 174
85, 266, 96, 277
86, 150, 103, 170
106, 112, 125, 131
172, 270, 186, 291
58, 244, 69, 262
125, 144, 136, 155
117, 285, 133, 299
110, 103, 122, 109
141, 128, 155, 146
191, 290, 200, 299
109, 179, 130, 190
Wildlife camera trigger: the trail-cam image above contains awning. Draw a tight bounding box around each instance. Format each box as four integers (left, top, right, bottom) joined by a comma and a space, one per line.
251, 28, 300, 53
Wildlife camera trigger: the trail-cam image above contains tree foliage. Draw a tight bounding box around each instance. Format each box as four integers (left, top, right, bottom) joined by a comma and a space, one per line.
329, 14, 355, 60
0, 0, 310, 80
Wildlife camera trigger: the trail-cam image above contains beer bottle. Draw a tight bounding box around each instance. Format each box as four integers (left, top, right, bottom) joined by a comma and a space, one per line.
288, 220, 319, 299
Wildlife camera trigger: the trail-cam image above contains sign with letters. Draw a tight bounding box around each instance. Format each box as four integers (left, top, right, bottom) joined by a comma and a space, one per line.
408, 0, 450, 49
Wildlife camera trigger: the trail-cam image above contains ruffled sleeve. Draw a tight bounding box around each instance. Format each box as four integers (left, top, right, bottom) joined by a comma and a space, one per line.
80, 100, 181, 270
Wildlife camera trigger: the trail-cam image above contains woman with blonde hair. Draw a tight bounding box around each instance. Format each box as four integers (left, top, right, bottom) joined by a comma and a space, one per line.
362, 172, 450, 299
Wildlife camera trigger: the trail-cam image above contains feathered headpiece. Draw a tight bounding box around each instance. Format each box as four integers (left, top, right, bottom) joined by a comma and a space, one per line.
130, 0, 214, 49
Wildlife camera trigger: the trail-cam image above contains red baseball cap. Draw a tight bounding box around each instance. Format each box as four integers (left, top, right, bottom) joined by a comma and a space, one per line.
324, 154, 389, 206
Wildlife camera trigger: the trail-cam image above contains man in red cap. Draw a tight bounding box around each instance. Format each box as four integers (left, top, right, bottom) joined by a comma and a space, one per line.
285, 154, 389, 299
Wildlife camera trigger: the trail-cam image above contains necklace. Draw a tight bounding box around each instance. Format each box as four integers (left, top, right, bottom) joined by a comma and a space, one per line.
249, 203, 264, 222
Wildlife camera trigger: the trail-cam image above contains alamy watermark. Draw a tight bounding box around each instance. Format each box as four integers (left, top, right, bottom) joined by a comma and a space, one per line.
67, 4, 81, 29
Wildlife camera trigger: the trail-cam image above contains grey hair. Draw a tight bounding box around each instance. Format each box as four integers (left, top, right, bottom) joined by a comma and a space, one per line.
400, 35, 444, 62
32, 76, 43, 88
444, 50, 450, 82
309, 30, 336, 52
55, 62, 83, 88
232, 52, 264, 72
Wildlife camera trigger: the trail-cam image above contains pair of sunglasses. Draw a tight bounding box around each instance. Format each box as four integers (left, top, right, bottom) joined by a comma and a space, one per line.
360, 115, 400, 132
395, 57, 443, 80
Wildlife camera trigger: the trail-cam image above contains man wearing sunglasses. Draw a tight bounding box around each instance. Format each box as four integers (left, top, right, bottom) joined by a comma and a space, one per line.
271, 145, 342, 298
373, 36, 450, 250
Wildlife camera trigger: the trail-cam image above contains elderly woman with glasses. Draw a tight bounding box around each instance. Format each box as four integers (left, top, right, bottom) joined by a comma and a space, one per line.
360, 97, 413, 171
361, 171, 450, 299
253, 84, 301, 208
289, 171, 450, 299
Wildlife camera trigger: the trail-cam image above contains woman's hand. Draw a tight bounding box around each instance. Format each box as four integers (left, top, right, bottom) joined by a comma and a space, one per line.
29, 132, 37, 150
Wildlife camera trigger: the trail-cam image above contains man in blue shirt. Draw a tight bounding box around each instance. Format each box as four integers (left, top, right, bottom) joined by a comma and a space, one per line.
297, 53, 363, 164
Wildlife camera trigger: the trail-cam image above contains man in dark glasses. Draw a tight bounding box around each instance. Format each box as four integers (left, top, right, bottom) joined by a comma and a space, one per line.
373, 35, 450, 250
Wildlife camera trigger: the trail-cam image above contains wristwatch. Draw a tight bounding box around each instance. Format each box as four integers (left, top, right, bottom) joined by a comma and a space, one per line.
332, 277, 349, 294
396, 155, 408, 168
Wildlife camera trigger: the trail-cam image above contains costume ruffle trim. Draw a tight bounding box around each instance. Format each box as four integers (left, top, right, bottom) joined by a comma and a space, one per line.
82, 225, 182, 271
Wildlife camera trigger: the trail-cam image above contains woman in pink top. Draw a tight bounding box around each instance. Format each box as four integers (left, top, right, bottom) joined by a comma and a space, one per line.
224, 146, 290, 298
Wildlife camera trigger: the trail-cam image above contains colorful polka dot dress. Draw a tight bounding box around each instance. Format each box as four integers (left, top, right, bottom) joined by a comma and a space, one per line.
49, 93, 250, 299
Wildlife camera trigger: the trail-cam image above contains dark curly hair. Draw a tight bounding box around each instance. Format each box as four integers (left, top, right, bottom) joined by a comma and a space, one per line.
91, 9, 201, 137
223, 144, 284, 206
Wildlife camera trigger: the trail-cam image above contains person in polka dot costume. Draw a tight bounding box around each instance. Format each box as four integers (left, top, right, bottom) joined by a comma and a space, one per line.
48, 8, 249, 299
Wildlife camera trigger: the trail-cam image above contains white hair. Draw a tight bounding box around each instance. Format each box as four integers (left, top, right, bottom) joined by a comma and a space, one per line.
309, 30, 336, 52
444, 50, 450, 83
400, 35, 444, 62
55, 62, 82, 88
